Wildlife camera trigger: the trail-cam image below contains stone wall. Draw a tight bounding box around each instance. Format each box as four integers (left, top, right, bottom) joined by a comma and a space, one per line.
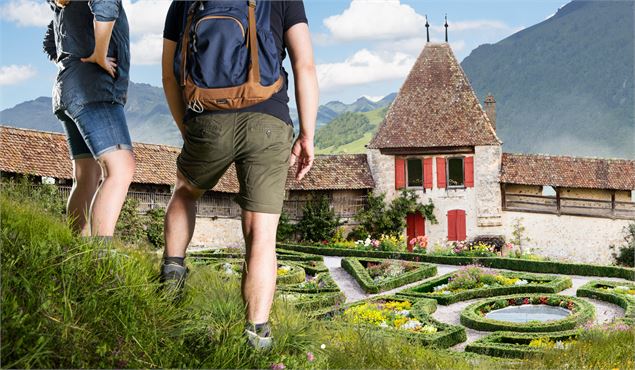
366, 149, 397, 200
474, 145, 503, 227
190, 217, 245, 249
501, 211, 632, 264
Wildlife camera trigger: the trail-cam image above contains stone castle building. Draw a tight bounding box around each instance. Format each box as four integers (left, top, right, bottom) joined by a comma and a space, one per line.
1, 42, 633, 264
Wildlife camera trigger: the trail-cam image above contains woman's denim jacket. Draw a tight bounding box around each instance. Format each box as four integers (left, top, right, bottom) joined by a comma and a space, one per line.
44, 0, 130, 116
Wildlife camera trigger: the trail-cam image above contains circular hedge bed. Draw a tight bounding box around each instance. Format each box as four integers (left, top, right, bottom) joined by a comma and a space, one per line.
460, 294, 595, 332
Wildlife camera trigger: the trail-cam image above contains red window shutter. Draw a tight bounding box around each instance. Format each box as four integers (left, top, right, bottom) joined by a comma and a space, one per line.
415, 213, 425, 236
464, 156, 474, 188
447, 210, 457, 241
395, 157, 405, 189
457, 210, 467, 240
436, 157, 446, 188
423, 158, 433, 189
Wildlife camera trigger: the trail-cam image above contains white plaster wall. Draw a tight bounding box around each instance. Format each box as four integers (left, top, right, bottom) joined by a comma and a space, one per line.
501, 211, 632, 264
190, 217, 245, 248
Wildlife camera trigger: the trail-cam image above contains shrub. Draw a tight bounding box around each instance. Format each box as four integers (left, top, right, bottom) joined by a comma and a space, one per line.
465, 330, 581, 358
276, 210, 295, 242
341, 257, 437, 294
469, 235, 506, 252
610, 223, 635, 267
145, 206, 166, 249
576, 280, 635, 325
115, 197, 146, 245
296, 195, 341, 242
353, 190, 436, 239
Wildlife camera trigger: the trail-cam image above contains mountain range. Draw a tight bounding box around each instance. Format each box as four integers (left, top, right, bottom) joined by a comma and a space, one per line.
1, 0, 633, 159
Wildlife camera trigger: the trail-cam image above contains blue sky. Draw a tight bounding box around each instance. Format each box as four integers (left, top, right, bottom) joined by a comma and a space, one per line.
0, 0, 567, 110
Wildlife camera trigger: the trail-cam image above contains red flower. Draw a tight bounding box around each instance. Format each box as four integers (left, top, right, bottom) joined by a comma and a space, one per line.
523, 298, 530, 305
321, 240, 329, 245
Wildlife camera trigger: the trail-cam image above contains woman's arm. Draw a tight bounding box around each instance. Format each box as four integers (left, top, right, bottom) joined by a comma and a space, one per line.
82, 0, 120, 78
43, 20, 57, 62
285, 22, 319, 181
162, 39, 186, 138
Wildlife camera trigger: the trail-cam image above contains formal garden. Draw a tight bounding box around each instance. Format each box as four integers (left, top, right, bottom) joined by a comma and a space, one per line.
2, 181, 635, 369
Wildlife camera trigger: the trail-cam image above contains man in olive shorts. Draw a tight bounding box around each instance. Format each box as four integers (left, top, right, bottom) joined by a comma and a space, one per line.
160, 1, 318, 350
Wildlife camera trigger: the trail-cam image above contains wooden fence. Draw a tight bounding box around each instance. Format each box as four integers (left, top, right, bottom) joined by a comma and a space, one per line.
52, 185, 366, 221
503, 192, 635, 220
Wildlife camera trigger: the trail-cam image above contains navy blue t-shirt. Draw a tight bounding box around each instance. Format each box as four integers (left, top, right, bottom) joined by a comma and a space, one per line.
163, 0, 307, 126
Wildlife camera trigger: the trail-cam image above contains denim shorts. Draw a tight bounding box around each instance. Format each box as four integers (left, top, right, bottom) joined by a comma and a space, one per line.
55, 102, 133, 159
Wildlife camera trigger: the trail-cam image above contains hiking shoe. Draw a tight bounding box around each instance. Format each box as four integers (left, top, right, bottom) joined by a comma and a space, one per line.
159, 262, 188, 300
245, 322, 273, 351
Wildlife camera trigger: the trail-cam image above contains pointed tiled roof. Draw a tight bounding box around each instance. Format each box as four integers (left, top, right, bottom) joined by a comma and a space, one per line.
0, 126, 374, 192
501, 152, 635, 191
368, 43, 501, 149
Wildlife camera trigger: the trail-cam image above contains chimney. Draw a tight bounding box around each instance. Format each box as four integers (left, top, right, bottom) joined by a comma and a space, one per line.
484, 93, 496, 131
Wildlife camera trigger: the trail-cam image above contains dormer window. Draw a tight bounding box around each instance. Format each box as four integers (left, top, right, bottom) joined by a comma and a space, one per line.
447, 157, 464, 188
406, 158, 423, 187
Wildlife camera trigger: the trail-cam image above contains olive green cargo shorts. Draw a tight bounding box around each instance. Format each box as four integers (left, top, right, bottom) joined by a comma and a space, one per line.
177, 112, 294, 214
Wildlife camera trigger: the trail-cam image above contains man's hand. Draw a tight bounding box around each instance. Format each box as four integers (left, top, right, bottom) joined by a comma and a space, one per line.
289, 134, 314, 181
81, 53, 117, 78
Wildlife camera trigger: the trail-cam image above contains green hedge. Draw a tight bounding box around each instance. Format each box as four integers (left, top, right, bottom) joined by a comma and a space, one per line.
277, 243, 635, 280
282, 259, 329, 275
278, 272, 340, 294
398, 271, 572, 305
207, 260, 306, 285
576, 280, 635, 325
275, 249, 324, 262
341, 257, 437, 294
460, 294, 595, 332
320, 295, 462, 348
277, 291, 346, 312
464, 330, 581, 358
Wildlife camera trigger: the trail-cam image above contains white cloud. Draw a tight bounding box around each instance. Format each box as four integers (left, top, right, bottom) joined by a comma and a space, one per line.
122, 0, 171, 38
0, 0, 51, 27
323, 0, 426, 42
130, 33, 163, 65
0, 65, 37, 86
317, 49, 415, 91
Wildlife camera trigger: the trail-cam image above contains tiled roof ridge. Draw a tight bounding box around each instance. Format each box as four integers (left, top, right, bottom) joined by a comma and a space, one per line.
503, 151, 635, 164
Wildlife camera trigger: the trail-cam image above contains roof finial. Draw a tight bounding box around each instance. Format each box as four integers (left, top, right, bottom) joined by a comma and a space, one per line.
444, 14, 448, 42
425, 15, 430, 43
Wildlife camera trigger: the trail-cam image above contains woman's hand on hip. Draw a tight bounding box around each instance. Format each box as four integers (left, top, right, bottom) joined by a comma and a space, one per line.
81, 53, 117, 78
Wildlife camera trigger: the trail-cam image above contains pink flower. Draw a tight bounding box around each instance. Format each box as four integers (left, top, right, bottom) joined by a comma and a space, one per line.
271, 363, 286, 370
307, 352, 315, 362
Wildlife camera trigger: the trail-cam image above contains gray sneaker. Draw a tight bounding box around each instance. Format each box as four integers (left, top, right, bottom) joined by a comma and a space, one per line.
245, 322, 273, 350
159, 262, 188, 299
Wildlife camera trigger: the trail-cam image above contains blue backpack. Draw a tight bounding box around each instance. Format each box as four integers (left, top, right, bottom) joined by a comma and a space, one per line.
175, 0, 283, 112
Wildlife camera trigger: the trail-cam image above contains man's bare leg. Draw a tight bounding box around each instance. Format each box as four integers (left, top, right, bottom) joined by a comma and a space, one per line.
67, 158, 101, 236
241, 210, 280, 324
164, 170, 206, 258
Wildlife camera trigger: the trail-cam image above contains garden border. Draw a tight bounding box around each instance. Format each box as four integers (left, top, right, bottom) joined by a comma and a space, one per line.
460, 294, 595, 332
206, 259, 306, 285
319, 295, 466, 348
278, 272, 340, 294
398, 271, 572, 305
576, 280, 635, 325
341, 257, 437, 294
277, 291, 346, 312
464, 329, 581, 358
277, 243, 635, 280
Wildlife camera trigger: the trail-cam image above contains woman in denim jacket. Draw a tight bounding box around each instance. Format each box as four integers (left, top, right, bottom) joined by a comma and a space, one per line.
44, 0, 135, 239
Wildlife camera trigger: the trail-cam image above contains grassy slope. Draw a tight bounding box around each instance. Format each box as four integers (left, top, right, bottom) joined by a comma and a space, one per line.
2, 186, 633, 369
315, 107, 385, 155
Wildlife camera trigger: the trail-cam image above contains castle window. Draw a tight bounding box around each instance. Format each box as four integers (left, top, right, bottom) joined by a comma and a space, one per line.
447, 157, 464, 187
406, 158, 423, 187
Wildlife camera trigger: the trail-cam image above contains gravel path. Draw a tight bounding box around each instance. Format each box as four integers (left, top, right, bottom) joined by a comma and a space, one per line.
322, 256, 630, 351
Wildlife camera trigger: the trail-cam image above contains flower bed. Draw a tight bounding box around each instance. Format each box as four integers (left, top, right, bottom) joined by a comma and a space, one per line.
278, 272, 340, 293
341, 257, 437, 294
211, 260, 306, 285
398, 266, 572, 305
323, 295, 465, 348
277, 243, 635, 280
464, 330, 581, 358
576, 280, 635, 325
460, 294, 595, 332
277, 291, 346, 312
